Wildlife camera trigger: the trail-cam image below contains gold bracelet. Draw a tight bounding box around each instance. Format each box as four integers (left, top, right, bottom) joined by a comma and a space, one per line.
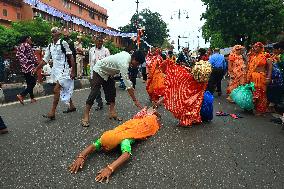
77, 154, 86, 161
107, 165, 114, 173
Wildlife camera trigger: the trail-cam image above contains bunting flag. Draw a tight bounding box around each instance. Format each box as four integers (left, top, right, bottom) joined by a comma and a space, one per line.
24, 0, 137, 38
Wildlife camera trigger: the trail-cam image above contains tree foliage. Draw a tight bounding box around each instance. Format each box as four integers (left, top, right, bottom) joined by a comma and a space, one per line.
119, 9, 169, 48
12, 17, 52, 47
201, 0, 284, 47
104, 40, 122, 54
0, 25, 20, 55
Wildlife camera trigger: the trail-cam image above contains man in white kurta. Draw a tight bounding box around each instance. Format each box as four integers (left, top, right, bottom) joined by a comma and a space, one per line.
81, 51, 145, 127
34, 27, 76, 120
89, 36, 110, 110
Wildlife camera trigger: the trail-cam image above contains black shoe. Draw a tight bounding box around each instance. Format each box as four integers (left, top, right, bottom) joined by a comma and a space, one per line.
270, 118, 282, 124
0, 128, 8, 134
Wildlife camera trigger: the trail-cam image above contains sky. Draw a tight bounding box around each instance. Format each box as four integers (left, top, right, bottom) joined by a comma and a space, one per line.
92, 0, 209, 51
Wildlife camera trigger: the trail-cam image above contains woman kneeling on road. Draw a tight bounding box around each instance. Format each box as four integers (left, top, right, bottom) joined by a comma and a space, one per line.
69, 107, 161, 183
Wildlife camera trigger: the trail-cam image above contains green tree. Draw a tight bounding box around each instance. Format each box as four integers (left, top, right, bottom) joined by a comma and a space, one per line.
11, 17, 52, 47
201, 0, 284, 47
104, 40, 122, 54
119, 9, 169, 48
161, 39, 173, 50
0, 25, 20, 56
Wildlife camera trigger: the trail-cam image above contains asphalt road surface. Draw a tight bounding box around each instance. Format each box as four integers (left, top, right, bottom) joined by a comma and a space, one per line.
1, 79, 284, 189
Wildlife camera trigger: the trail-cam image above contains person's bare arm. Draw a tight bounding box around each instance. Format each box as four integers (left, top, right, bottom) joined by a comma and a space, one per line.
95, 152, 131, 183
153, 97, 164, 108
33, 60, 47, 74
67, 54, 75, 79
127, 88, 143, 109
69, 145, 96, 174
266, 58, 273, 84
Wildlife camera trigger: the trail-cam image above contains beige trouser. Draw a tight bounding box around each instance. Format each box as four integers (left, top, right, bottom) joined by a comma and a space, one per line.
76, 55, 84, 77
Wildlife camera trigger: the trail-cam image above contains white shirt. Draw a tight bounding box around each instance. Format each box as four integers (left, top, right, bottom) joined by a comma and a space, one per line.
43, 39, 74, 104
89, 46, 110, 78
42, 64, 53, 83
43, 39, 72, 82
93, 51, 133, 89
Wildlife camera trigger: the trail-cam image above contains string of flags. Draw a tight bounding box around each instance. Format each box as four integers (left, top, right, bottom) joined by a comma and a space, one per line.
23, 0, 137, 38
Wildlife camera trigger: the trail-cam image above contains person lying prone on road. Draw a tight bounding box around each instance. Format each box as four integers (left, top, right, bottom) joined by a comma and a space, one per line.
68, 107, 161, 183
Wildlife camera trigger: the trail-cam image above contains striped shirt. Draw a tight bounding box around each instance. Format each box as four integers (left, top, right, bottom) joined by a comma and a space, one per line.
16, 42, 38, 73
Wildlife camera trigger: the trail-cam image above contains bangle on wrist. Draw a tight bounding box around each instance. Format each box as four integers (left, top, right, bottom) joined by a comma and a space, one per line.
107, 165, 114, 173
77, 154, 86, 160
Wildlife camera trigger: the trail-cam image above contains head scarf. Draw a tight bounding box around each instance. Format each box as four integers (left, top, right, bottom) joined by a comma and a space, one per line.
230, 45, 244, 55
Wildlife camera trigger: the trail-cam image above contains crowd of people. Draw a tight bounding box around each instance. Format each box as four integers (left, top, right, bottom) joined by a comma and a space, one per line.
1, 26, 284, 182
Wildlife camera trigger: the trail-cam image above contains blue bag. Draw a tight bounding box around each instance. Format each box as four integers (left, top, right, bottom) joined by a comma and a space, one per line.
201, 91, 214, 121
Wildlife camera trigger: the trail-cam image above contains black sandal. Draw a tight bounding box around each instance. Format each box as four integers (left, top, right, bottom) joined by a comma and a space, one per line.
42, 114, 55, 120
63, 108, 77, 114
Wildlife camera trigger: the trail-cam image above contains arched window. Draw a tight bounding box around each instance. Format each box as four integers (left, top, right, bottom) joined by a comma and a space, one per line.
3, 9, 8, 17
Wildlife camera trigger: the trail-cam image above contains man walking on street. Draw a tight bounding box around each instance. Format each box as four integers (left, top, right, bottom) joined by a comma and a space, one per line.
16, 36, 38, 105
89, 36, 110, 110
207, 48, 227, 96
33, 27, 76, 120
81, 51, 145, 127
75, 36, 85, 79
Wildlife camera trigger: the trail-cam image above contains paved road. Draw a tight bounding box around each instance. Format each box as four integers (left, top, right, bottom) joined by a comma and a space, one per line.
1, 79, 284, 189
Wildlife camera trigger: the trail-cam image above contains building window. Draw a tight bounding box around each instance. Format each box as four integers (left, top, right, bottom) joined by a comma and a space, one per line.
79, 7, 82, 14
62, 0, 71, 10
89, 11, 95, 19
17, 13, 21, 20
3, 9, 8, 17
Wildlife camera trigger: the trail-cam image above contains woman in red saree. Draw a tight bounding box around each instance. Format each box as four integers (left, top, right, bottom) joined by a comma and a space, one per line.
226, 45, 246, 102
247, 42, 272, 115
146, 49, 165, 103
163, 60, 208, 126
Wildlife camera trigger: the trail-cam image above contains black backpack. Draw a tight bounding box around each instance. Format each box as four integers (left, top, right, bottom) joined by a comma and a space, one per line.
48, 39, 73, 68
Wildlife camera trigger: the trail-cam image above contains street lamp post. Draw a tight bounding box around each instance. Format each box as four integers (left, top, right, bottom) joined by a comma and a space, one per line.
135, 0, 141, 50
170, 9, 189, 20
136, 0, 139, 15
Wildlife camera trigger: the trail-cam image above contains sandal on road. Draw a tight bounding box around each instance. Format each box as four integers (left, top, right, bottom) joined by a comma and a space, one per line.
81, 119, 90, 127
108, 113, 123, 121
63, 108, 77, 114
42, 114, 55, 120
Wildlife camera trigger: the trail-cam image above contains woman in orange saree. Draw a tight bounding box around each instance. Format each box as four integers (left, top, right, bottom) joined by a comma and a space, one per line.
226, 45, 246, 102
69, 107, 161, 183
247, 42, 272, 115
146, 49, 166, 102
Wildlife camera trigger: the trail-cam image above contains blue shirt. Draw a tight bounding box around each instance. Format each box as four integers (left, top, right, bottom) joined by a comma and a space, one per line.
209, 53, 226, 70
